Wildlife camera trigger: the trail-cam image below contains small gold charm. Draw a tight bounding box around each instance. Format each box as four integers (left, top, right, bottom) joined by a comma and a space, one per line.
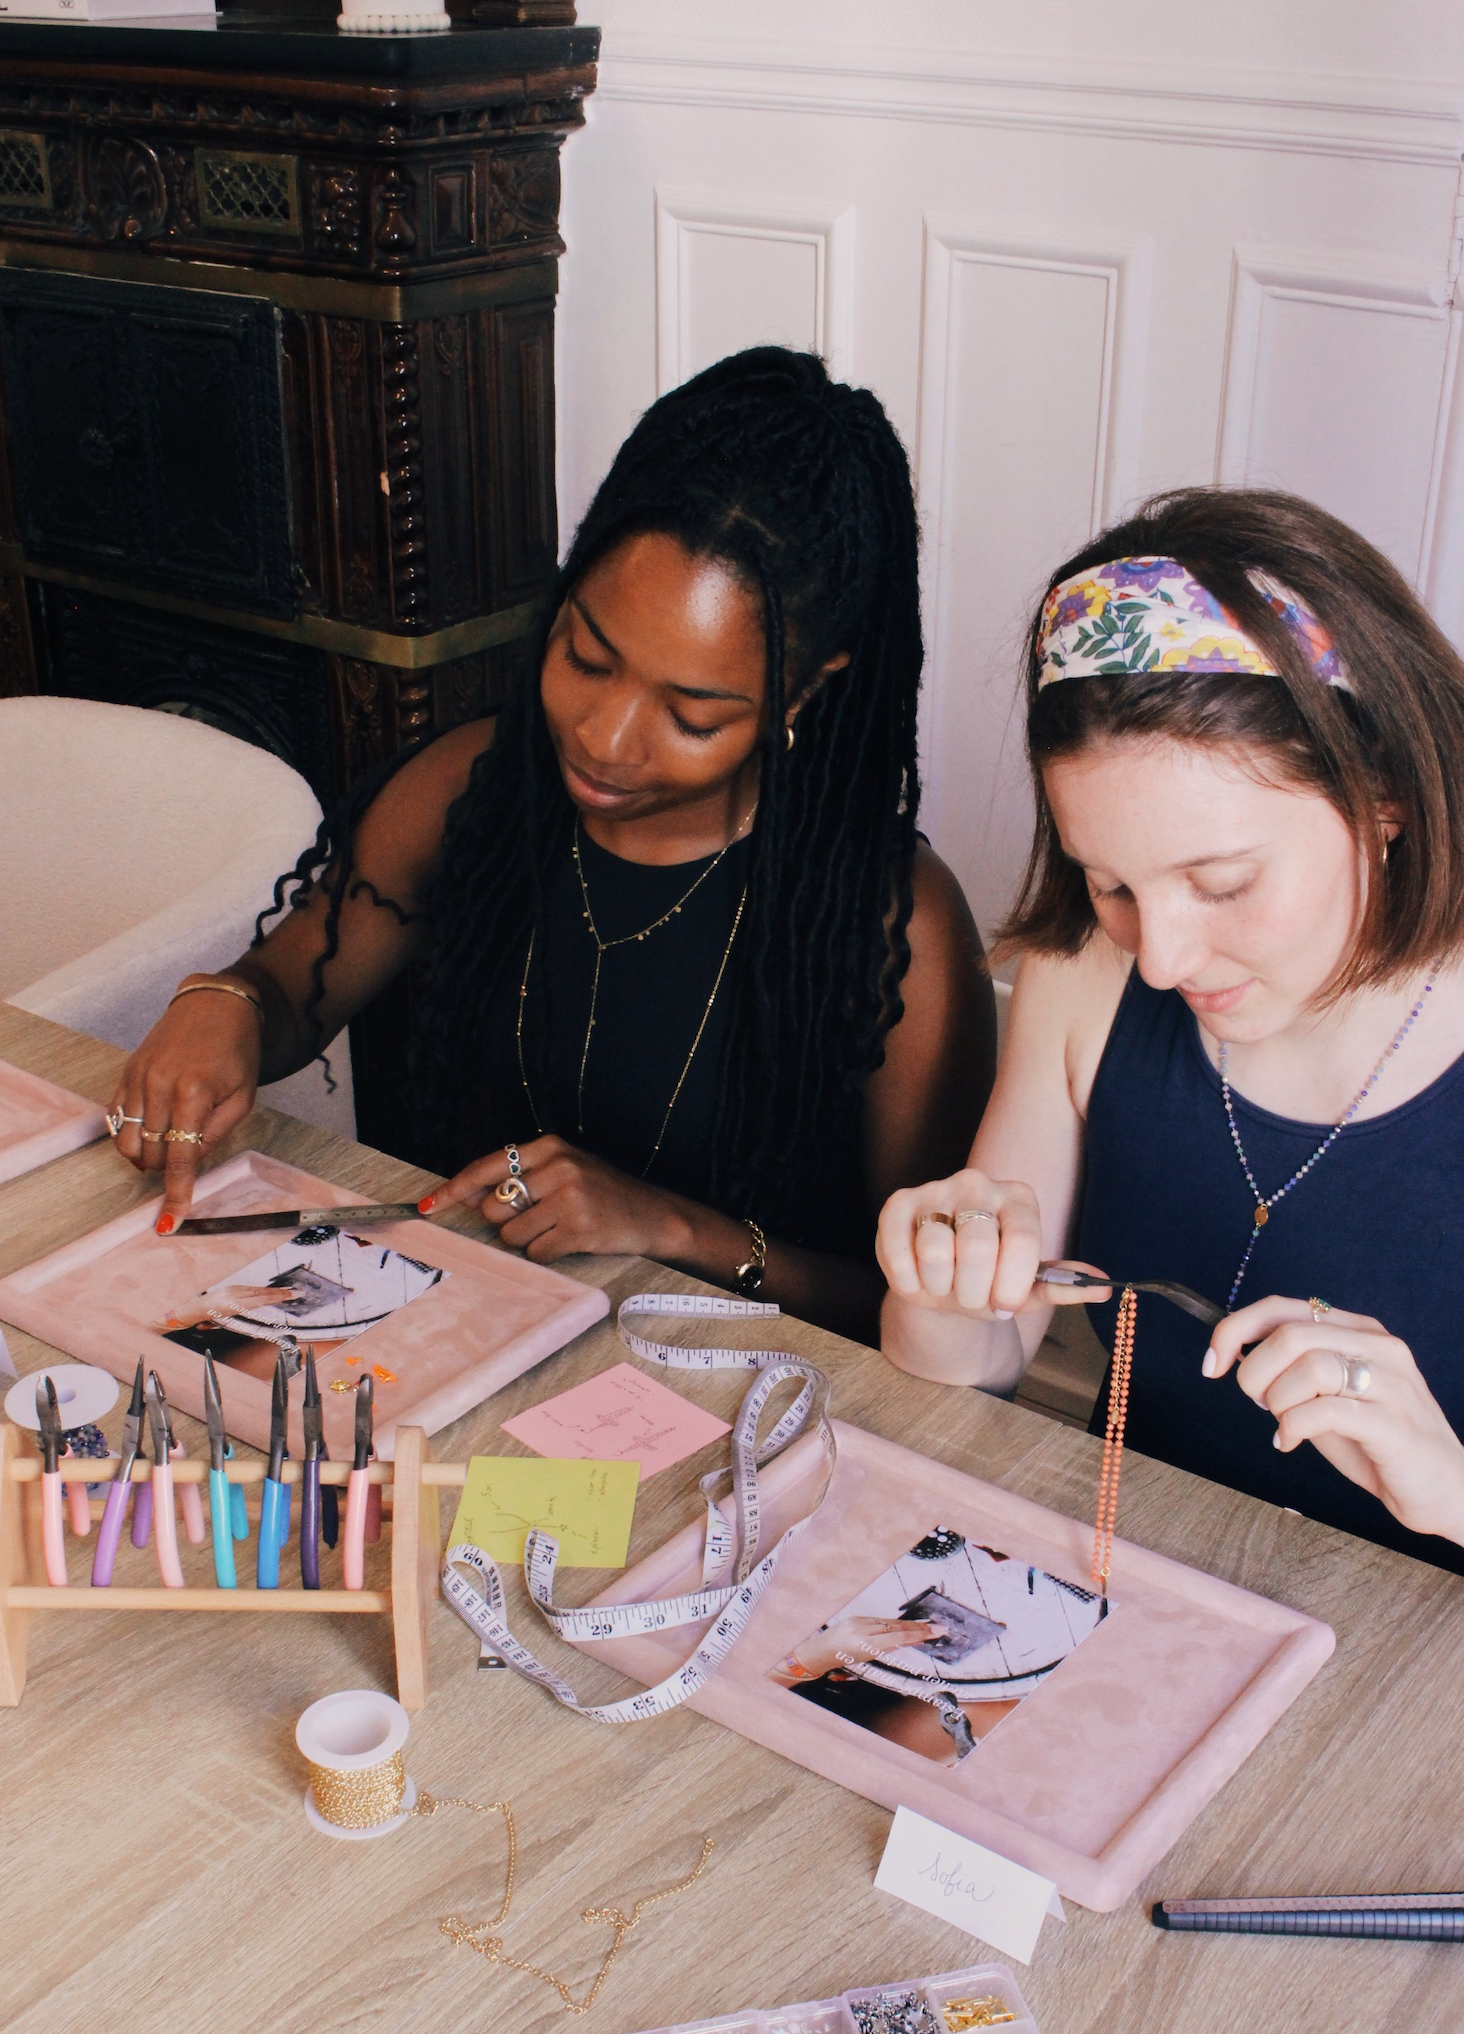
1254, 1204, 1269, 1227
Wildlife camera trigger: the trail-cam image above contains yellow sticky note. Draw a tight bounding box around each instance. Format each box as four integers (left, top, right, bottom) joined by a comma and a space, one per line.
449, 1457, 640, 1570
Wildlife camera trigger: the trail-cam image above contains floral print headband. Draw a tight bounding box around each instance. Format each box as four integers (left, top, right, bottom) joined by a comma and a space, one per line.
1036, 556, 1352, 693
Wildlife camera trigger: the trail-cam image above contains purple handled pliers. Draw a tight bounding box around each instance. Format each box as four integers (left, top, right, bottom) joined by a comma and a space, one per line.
91, 1359, 145, 1588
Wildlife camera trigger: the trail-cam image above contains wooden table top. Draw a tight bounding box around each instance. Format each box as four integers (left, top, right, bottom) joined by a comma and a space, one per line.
1, 1003, 1461, 2034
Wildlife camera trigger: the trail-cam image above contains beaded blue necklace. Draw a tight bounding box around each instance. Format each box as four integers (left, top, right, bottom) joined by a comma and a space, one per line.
1219, 976, 1436, 1308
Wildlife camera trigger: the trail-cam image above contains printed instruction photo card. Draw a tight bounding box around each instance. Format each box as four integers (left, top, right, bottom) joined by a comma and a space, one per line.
772, 1525, 1108, 1764
158, 1224, 446, 1382
450, 1456, 641, 1570
501, 1361, 731, 1478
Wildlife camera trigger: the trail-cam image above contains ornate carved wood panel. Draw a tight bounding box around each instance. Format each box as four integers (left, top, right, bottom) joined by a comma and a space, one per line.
0, 270, 294, 616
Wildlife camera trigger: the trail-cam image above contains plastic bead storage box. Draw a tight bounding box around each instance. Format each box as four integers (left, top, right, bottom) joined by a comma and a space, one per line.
634, 1962, 1038, 2034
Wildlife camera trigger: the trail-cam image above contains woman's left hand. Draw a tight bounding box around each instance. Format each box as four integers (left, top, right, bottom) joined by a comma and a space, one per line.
1205, 1296, 1464, 1545
419, 1134, 693, 1263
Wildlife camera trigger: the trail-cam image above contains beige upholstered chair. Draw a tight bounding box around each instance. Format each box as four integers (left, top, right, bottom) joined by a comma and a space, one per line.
0, 696, 354, 1137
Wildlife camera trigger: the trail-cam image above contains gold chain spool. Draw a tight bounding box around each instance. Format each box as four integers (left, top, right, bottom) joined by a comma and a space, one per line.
306, 1748, 408, 1830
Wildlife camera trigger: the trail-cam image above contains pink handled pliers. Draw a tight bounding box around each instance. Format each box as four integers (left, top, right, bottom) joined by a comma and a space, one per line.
34, 1376, 69, 1587
154, 1378, 206, 1548
343, 1375, 374, 1590
144, 1373, 186, 1588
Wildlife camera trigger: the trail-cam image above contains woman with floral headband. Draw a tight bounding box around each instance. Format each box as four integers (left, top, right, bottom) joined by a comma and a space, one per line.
879, 487, 1464, 1571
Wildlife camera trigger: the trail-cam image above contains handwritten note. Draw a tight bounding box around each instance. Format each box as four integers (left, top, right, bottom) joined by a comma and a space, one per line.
501, 1362, 731, 1479
874, 1805, 1065, 1964
449, 1457, 640, 1570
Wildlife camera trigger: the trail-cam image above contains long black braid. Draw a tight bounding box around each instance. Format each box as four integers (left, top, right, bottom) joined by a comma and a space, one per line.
262, 347, 924, 1246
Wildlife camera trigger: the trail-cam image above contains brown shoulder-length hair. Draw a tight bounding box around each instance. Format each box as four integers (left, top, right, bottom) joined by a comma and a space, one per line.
996, 487, 1464, 993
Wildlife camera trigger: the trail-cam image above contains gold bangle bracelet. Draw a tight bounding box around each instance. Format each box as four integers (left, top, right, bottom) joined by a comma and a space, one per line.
169, 979, 265, 1021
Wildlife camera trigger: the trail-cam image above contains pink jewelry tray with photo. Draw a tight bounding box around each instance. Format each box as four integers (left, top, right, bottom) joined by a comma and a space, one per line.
574, 1420, 1335, 1913
0, 1148, 608, 1462
0, 1058, 108, 1185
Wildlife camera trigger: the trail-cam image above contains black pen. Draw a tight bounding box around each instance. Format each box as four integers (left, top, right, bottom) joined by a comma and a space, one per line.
1154, 1893, 1464, 1940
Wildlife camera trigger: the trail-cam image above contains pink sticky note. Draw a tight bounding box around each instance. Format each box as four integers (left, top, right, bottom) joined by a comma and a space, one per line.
502, 1362, 731, 1478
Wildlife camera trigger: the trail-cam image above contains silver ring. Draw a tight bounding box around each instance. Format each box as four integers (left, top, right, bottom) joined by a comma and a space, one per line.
952, 1208, 997, 1230
1330, 1353, 1372, 1400
105, 1108, 144, 1137
494, 1177, 532, 1214
915, 1211, 955, 1231
504, 1143, 523, 1179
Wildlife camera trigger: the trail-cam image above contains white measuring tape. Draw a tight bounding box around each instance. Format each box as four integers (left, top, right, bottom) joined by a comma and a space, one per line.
441, 1294, 835, 1723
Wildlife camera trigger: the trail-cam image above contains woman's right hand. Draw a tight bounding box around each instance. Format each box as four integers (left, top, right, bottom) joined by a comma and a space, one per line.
108, 980, 264, 1229
876, 1167, 1051, 1318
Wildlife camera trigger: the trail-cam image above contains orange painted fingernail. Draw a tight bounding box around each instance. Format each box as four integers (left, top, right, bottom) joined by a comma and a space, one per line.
155, 1212, 175, 1236
417, 1194, 437, 1214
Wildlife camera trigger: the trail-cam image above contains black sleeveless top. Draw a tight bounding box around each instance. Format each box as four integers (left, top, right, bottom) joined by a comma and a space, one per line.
462, 829, 872, 1257
1078, 969, 1464, 1572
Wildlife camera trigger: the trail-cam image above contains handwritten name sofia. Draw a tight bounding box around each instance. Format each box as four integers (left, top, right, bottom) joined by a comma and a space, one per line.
918, 1849, 996, 1906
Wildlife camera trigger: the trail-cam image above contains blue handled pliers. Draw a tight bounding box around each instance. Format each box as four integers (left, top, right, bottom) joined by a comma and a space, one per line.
300, 1347, 322, 1591
202, 1354, 240, 1589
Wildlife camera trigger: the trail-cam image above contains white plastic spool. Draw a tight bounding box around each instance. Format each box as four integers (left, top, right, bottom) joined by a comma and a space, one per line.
4, 1362, 118, 1432
295, 1688, 418, 1841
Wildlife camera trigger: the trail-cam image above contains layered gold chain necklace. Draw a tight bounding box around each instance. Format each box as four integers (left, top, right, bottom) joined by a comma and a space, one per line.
515, 810, 753, 1178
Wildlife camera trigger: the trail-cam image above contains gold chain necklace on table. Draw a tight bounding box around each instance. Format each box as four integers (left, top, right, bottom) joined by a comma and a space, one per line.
412, 1790, 714, 2017
515, 812, 753, 1178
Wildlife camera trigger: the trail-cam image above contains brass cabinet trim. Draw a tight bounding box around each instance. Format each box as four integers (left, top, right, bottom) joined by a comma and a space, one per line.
1, 550, 541, 667
196, 148, 302, 242
0, 240, 558, 320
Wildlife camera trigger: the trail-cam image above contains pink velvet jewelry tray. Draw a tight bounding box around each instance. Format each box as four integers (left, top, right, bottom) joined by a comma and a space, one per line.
575, 1420, 1335, 1913
0, 1058, 108, 1185
0, 1148, 608, 1462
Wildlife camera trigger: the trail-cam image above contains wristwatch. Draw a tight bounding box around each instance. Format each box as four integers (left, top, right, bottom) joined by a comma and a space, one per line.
732, 1219, 767, 1297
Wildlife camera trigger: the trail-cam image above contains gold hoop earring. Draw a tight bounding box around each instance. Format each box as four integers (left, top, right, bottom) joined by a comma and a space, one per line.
785, 723, 796, 753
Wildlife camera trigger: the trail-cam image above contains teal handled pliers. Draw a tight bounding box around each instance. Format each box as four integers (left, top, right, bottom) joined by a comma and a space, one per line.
202, 1354, 240, 1588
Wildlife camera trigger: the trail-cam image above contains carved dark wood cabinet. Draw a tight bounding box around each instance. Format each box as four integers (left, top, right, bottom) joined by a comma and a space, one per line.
0, 11, 597, 1150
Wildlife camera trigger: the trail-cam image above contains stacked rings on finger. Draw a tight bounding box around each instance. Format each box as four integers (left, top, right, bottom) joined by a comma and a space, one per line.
953, 1208, 997, 1230
494, 1144, 533, 1213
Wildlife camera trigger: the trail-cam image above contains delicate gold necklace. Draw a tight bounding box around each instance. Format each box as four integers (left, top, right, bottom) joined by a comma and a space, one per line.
515, 812, 753, 1177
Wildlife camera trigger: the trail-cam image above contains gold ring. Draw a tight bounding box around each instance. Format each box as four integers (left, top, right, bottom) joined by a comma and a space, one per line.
915, 1210, 956, 1231
494, 1178, 532, 1213
140, 1128, 167, 1142
952, 1208, 997, 1230
1309, 1296, 1332, 1324
163, 1129, 206, 1146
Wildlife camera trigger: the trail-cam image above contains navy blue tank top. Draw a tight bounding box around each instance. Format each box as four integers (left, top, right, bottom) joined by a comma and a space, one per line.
1078, 970, 1464, 1572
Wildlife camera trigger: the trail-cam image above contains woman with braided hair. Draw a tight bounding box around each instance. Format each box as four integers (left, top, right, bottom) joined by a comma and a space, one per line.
112, 347, 994, 1342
